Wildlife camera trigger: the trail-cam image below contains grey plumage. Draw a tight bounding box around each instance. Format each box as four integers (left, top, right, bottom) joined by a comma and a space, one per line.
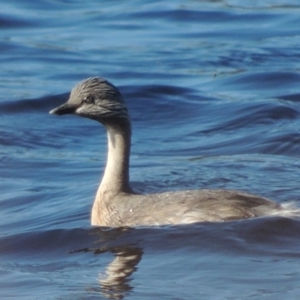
50, 77, 299, 227
50, 77, 129, 120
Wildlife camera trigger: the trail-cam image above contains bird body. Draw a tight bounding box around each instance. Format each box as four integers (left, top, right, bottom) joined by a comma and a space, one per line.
50, 77, 298, 227
91, 189, 281, 227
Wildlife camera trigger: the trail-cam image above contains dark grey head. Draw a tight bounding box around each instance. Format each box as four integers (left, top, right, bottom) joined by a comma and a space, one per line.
50, 77, 129, 123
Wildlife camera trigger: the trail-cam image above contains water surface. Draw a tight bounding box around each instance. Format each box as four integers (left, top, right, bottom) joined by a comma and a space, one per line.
1, 1, 300, 299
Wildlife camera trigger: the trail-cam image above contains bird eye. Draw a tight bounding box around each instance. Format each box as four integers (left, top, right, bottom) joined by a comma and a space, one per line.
82, 95, 94, 104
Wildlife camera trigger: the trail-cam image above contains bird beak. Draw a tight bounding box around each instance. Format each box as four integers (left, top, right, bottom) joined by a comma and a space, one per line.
49, 102, 77, 115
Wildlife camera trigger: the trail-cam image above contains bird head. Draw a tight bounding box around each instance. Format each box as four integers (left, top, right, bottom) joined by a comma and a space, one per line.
50, 77, 129, 124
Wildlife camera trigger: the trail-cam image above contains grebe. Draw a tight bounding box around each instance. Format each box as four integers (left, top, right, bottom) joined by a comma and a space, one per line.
50, 77, 297, 226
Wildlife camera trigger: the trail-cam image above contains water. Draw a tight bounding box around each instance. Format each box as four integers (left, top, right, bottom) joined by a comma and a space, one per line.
1, 0, 300, 299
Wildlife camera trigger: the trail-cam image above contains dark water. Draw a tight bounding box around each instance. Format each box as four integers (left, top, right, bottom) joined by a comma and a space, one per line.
1, 0, 300, 299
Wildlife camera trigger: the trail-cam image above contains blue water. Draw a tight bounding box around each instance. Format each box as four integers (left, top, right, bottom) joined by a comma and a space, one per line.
1, 0, 300, 299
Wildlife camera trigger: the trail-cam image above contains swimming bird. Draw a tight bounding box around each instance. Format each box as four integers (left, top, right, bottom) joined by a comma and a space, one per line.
50, 77, 297, 227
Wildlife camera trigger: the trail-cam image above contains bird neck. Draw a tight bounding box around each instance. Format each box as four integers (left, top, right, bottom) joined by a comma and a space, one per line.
98, 119, 133, 195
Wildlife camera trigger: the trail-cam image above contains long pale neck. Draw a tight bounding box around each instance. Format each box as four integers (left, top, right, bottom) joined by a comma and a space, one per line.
99, 120, 133, 194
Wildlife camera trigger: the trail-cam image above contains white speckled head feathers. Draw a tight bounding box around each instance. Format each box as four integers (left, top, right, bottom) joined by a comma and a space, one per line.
50, 77, 129, 122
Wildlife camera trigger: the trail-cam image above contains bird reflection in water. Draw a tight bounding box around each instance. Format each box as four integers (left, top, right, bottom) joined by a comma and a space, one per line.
99, 246, 143, 299
69, 228, 143, 299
